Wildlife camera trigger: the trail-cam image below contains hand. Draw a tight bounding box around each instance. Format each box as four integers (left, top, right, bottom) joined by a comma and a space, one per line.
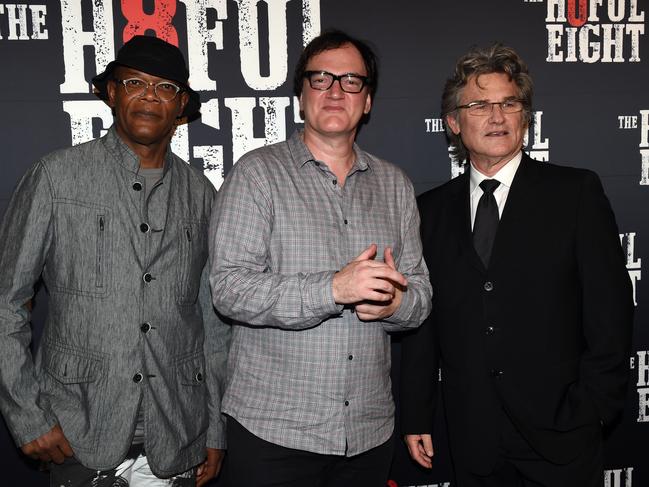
21, 424, 73, 464
404, 434, 434, 469
333, 244, 407, 305
355, 247, 404, 321
196, 447, 225, 486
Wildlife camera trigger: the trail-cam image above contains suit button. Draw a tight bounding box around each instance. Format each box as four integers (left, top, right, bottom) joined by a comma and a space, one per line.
485, 326, 495, 335
133, 372, 143, 383
484, 281, 494, 291
491, 369, 503, 378
140, 322, 151, 333
140, 223, 150, 233
132, 182, 142, 191
344, 400, 349, 406
143, 273, 153, 283
348, 354, 353, 360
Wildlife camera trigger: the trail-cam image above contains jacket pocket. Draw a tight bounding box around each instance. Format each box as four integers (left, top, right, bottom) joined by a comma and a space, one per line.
176, 219, 208, 305
170, 352, 208, 444
39, 342, 106, 451
48, 199, 111, 297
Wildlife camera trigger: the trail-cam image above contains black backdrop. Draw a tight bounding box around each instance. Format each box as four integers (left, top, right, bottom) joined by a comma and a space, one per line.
1, 1, 647, 485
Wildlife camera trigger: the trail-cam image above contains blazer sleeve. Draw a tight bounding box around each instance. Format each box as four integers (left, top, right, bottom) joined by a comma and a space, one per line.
399, 193, 439, 434
0, 161, 58, 446
576, 171, 634, 426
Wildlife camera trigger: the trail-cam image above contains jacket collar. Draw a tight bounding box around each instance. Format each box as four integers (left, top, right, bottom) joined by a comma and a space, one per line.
102, 125, 174, 178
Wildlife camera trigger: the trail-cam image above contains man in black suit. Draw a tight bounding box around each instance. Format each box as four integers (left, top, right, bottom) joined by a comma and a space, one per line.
400, 44, 634, 486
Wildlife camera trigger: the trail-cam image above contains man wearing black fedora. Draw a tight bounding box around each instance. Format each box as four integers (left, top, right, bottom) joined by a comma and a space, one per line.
0, 35, 229, 486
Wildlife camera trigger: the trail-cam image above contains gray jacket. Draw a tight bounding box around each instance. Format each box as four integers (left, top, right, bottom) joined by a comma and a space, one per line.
0, 127, 230, 476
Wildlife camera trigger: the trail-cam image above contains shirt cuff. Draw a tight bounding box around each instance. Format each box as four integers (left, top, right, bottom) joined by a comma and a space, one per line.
306, 270, 344, 317
386, 286, 417, 327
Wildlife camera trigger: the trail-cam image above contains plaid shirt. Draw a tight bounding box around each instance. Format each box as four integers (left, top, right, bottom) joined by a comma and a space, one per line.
209, 130, 431, 456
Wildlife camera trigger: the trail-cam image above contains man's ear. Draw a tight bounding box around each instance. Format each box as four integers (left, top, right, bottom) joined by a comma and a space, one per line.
363, 93, 372, 115
446, 112, 461, 135
178, 92, 189, 118
106, 80, 117, 109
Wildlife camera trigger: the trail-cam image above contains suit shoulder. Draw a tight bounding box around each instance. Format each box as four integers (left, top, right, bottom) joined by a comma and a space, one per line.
531, 158, 600, 184
417, 173, 465, 207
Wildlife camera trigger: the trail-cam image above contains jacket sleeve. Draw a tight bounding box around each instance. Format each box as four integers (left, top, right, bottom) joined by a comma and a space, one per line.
576, 171, 634, 426
0, 161, 58, 446
208, 162, 342, 331
399, 193, 438, 434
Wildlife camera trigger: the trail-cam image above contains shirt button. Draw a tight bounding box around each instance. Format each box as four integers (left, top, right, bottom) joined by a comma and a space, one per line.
140, 322, 151, 333
485, 326, 495, 335
133, 372, 143, 383
491, 369, 503, 378
195, 372, 204, 383
132, 182, 142, 191
348, 354, 353, 360
143, 273, 153, 283
344, 400, 349, 406
484, 281, 494, 291
332, 179, 337, 185
344, 219, 348, 225
140, 223, 150, 233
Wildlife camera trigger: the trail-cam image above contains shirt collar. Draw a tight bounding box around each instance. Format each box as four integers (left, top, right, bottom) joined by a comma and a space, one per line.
103, 125, 173, 177
469, 151, 522, 194
287, 129, 371, 172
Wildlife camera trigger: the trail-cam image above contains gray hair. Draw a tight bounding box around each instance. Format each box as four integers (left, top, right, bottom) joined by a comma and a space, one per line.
441, 44, 533, 163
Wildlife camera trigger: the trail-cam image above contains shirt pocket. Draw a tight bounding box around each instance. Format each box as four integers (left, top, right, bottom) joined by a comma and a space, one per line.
176, 219, 208, 305
47, 200, 111, 297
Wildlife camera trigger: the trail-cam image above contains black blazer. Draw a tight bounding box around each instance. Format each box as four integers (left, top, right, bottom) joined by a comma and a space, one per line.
400, 154, 634, 474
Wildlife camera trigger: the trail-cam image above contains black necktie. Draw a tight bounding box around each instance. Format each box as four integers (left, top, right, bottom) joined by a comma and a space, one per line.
473, 179, 501, 267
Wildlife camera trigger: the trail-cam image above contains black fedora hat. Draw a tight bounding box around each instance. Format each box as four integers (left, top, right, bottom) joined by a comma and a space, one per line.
92, 35, 200, 119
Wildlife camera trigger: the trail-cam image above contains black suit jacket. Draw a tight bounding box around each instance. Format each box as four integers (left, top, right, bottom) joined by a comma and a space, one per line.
400, 154, 633, 474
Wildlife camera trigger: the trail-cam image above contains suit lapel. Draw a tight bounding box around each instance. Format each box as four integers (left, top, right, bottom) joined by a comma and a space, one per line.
490, 154, 542, 269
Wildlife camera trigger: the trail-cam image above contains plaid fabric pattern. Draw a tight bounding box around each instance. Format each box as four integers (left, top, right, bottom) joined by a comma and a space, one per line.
209, 131, 431, 456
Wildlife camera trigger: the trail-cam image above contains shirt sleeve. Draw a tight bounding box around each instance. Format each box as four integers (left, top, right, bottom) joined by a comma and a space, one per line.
381, 175, 432, 332
209, 160, 343, 330
0, 161, 59, 446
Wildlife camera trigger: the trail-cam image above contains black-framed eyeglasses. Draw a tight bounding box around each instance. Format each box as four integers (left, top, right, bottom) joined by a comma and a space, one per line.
303, 71, 370, 93
456, 99, 524, 116
114, 77, 183, 102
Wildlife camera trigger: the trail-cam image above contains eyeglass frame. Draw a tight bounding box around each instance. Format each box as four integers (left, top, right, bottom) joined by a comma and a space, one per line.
303, 70, 371, 94
113, 77, 184, 102
455, 98, 525, 116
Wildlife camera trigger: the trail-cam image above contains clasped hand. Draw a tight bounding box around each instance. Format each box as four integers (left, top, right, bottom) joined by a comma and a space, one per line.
332, 244, 407, 321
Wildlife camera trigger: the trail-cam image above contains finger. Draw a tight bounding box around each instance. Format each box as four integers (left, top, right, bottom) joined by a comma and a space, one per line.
353, 244, 377, 262
49, 447, 66, 464
196, 462, 206, 477
365, 267, 407, 287
405, 439, 431, 469
357, 290, 394, 303
406, 435, 433, 467
421, 435, 434, 457
196, 465, 216, 487
38, 451, 53, 463
59, 438, 74, 457
384, 247, 396, 269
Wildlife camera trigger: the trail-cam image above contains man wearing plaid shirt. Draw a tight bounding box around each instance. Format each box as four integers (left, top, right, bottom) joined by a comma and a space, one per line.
209, 30, 432, 487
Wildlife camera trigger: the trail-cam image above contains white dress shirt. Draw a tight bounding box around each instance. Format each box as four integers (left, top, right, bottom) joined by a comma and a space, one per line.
469, 151, 523, 230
